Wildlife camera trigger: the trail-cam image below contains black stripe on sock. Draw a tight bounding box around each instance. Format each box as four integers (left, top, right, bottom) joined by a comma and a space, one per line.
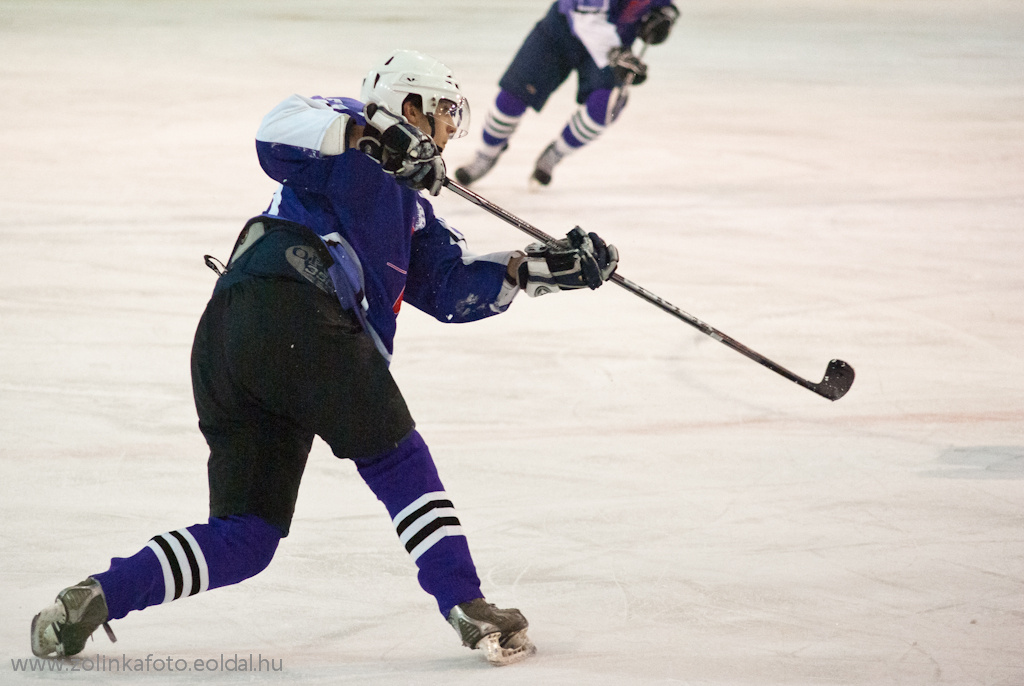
168, 530, 202, 597
395, 499, 453, 537
150, 534, 184, 601
404, 516, 461, 554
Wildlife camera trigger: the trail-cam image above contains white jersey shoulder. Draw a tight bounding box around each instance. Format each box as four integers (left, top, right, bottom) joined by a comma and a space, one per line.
256, 94, 349, 155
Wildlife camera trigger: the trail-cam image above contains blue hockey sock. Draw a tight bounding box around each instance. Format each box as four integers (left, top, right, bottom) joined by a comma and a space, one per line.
481, 90, 527, 149
92, 514, 281, 620
559, 88, 613, 151
354, 431, 482, 618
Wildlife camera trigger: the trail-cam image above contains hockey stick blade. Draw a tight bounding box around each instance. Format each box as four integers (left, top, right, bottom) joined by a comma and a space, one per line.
813, 359, 855, 401
442, 176, 856, 402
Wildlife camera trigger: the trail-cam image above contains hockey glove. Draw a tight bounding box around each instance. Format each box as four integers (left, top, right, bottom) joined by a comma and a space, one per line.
517, 227, 618, 298
638, 4, 680, 45
608, 47, 648, 86
359, 103, 446, 196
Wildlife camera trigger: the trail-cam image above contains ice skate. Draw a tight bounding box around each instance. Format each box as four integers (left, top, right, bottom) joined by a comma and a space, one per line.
448, 597, 536, 666
454, 144, 507, 186
530, 142, 565, 187
31, 578, 116, 658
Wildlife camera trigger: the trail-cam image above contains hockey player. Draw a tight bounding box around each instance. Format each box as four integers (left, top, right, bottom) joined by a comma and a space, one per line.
30, 50, 618, 667
455, 0, 679, 187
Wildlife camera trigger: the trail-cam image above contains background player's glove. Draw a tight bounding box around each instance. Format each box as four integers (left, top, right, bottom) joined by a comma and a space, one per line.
360, 103, 446, 196
517, 227, 619, 297
608, 47, 648, 86
638, 4, 680, 45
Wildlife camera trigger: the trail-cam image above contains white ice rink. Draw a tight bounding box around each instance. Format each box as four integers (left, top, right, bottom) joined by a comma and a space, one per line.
1, 1, 1022, 683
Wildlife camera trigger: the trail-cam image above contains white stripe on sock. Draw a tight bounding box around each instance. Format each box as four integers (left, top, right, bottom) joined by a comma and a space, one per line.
176, 528, 210, 594
392, 491, 448, 528
408, 525, 465, 562
568, 106, 604, 144
161, 533, 194, 599
391, 491, 467, 561
485, 111, 521, 139
146, 540, 177, 604
397, 505, 459, 548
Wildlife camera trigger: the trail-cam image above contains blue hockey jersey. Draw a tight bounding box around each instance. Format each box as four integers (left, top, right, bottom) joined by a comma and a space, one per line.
254, 95, 519, 362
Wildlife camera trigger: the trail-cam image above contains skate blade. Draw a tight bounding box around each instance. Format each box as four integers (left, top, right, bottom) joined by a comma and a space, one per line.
30, 602, 65, 658
478, 631, 537, 667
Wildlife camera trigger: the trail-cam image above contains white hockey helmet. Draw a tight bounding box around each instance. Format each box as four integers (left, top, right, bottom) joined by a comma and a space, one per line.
360, 49, 470, 139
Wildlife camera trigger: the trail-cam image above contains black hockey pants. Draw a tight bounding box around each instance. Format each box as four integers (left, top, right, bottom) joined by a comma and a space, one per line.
190, 228, 414, 536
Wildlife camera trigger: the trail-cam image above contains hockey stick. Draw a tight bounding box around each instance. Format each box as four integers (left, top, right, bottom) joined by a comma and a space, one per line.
607, 42, 649, 123
442, 176, 855, 401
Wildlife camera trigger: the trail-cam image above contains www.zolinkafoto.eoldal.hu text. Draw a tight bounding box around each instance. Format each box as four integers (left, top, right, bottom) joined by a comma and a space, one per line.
11, 653, 283, 673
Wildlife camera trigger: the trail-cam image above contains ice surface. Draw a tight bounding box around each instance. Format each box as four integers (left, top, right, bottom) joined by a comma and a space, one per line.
2, 1, 1022, 684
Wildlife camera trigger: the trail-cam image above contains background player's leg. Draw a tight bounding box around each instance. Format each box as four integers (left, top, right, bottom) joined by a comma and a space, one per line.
457, 3, 573, 187
455, 91, 527, 185
532, 88, 613, 186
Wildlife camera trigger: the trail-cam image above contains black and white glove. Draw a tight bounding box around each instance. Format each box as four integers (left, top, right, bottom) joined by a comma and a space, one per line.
359, 103, 445, 196
517, 227, 618, 298
638, 4, 680, 45
608, 47, 648, 87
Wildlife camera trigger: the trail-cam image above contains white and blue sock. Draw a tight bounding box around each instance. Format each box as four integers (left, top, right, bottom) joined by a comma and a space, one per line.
355, 431, 482, 618
480, 90, 528, 155
556, 88, 613, 155
92, 514, 281, 620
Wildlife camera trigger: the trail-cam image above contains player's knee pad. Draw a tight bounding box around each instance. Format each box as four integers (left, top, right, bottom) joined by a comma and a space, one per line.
149, 514, 282, 599
205, 514, 282, 581
585, 89, 614, 127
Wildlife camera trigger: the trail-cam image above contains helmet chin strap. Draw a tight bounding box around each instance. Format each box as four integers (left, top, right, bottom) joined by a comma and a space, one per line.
425, 112, 437, 139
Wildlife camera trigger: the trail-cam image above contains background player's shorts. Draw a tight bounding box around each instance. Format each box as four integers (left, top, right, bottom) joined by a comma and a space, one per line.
192, 272, 414, 536
499, 2, 616, 110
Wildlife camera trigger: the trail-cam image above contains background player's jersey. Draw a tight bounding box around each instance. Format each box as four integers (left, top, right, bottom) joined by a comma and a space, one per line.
255, 95, 518, 361
558, 0, 673, 67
